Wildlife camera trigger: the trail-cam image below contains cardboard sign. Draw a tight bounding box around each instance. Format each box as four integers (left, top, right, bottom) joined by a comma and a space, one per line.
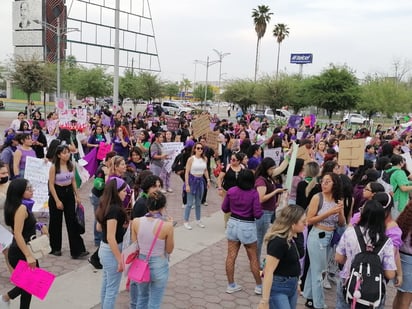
166, 118, 180, 132
11, 260, 55, 300
206, 131, 220, 155
25, 157, 51, 213
297, 146, 312, 163
192, 115, 211, 138
338, 139, 365, 167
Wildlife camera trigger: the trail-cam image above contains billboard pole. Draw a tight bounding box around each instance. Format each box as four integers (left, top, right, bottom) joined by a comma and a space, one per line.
57, 17, 61, 99
113, 0, 120, 108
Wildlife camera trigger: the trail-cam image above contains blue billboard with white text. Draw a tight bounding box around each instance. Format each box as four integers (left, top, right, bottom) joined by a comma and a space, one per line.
290, 53, 313, 64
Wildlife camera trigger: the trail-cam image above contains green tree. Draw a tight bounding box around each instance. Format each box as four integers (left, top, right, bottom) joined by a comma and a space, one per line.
282, 75, 310, 114
255, 75, 291, 120
135, 72, 162, 102
61, 56, 81, 95
221, 79, 257, 113
193, 85, 214, 102
40, 62, 56, 118
307, 65, 360, 121
12, 58, 45, 104
163, 82, 179, 100
252, 5, 273, 81
74, 66, 112, 103
273, 23, 290, 79
119, 69, 140, 101
179, 78, 192, 99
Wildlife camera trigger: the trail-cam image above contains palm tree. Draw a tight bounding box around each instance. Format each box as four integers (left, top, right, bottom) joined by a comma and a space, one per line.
179, 78, 192, 100
252, 5, 273, 82
273, 23, 290, 79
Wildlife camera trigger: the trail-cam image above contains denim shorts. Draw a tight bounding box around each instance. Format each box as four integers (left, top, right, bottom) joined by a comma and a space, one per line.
398, 252, 412, 292
226, 217, 257, 244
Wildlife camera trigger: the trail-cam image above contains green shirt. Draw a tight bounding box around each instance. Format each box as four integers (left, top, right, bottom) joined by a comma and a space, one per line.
388, 166, 410, 212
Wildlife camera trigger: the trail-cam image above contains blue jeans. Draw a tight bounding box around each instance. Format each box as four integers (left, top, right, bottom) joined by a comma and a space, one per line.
256, 210, 274, 264
269, 275, 299, 309
335, 277, 385, 309
130, 255, 169, 309
184, 184, 204, 221
89, 193, 102, 246
303, 227, 333, 309
98, 242, 122, 309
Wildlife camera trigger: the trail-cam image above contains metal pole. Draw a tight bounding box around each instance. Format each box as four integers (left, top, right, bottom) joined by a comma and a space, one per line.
217, 60, 222, 113
204, 56, 209, 108
57, 18, 61, 99
113, 0, 120, 109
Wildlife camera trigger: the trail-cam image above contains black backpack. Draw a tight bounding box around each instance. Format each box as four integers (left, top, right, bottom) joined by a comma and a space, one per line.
171, 152, 185, 173
382, 169, 397, 185
345, 226, 388, 308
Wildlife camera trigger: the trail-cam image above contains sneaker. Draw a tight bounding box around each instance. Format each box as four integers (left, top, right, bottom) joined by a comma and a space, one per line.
202, 202, 208, 206
0, 295, 9, 308
323, 277, 332, 289
160, 189, 167, 194
305, 299, 314, 308
254, 285, 262, 295
49, 250, 62, 256
88, 257, 103, 270
226, 283, 242, 294
183, 222, 192, 230
182, 204, 186, 209
196, 220, 205, 228
167, 188, 173, 193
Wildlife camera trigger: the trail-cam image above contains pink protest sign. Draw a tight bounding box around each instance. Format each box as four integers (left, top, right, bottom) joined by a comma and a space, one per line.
11, 260, 55, 300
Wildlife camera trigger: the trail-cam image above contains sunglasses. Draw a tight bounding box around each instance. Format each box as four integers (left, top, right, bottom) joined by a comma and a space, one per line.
196, 147, 203, 150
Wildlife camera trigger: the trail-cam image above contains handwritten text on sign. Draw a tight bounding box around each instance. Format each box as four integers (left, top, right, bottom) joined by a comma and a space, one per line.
25, 157, 51, 213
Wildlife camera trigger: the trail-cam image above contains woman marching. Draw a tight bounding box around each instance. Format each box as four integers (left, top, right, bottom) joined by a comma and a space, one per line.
48, 144, 88, 258
1, 178, 48, 308
257, 206, 306, 309
130, 191, 174, 308
96, 178, 129, 309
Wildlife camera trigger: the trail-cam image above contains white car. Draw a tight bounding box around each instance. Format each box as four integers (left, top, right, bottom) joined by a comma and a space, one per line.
343, 113, 369, 125
161, 101, 193, 115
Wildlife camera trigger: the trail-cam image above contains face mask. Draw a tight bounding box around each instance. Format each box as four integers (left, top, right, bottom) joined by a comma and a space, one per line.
0, 176, 8, 184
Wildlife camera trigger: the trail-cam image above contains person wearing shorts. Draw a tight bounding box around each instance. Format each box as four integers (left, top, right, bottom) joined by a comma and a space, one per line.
221, 169, 263, 294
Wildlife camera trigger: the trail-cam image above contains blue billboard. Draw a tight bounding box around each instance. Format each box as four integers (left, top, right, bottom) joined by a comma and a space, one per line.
290, 53, 313, 64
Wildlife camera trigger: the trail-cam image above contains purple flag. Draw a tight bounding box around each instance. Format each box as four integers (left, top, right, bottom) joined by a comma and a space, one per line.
310, 114, 316, 128
83, 147, 99, 177
287, 115, 302, 128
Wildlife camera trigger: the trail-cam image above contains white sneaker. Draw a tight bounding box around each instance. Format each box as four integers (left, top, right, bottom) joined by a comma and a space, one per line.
183, 222, 192, 230
160, 189, 167, 194
202, 202, 208, 206
196, 220, 205, 228
0, 295, 10, 309
254, 285, 262, 295
182, 204, 186, 209
167, 188, 173, 193
226, 283, 242, 294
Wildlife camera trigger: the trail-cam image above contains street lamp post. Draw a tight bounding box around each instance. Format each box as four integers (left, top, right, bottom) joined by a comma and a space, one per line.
194, 57, 219, 109
35, 17, 79, 100
212, 49, 230, 113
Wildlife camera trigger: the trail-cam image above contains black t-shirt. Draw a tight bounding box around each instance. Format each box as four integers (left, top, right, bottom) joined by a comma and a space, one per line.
132, 196, 148, 219
266, 234, 303, 277
102, 204, 127, 244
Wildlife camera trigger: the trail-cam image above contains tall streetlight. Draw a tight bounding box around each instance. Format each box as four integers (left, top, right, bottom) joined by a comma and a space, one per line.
35, 17, 79, 99
194, 57, 219, 108
213, 49, 230, 113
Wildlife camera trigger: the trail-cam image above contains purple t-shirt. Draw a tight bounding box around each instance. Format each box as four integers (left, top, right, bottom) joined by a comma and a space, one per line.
221, 186, 262, 219
255, 176, 277, 211
336, 226, 396, 279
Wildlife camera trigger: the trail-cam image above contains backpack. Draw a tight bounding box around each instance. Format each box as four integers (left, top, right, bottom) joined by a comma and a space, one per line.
345, 226, 388, 308
171, 152, 185, 173
378, 169, 398, 194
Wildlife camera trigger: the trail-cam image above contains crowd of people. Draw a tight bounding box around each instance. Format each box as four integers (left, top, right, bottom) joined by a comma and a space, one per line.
1, 105, 412, 309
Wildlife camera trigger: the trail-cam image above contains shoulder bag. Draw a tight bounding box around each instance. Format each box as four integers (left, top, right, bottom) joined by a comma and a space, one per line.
128, 220, 164, 283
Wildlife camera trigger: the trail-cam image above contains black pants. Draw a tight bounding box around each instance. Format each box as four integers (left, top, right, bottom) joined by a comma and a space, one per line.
48, 185, 86, 257
7, 245, 39, 309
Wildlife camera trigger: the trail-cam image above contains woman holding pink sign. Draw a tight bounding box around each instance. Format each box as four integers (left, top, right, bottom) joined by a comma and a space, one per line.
2, 178, 47, 308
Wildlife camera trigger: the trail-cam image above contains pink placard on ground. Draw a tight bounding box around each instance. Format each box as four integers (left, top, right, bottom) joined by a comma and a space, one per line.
10, 260, 55, 300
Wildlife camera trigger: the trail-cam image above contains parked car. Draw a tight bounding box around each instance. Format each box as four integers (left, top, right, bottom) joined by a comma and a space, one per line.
254, 108, 291, 121
161, 101, 193, 115
0, 91, 6, 98
343, 113, 369, 125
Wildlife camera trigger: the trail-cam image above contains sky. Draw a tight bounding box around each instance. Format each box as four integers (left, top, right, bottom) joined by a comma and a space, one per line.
1, 0, 412, 83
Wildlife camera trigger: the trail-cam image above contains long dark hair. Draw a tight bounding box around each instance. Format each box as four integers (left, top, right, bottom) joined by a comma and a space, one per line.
358, 200, 387, 247
96, 178, 127, 224
53, 144, 74, 174
397, 201, 412, 247
4, 178, 28, 228
322, 172, 343, 202
255, 157, 276, 179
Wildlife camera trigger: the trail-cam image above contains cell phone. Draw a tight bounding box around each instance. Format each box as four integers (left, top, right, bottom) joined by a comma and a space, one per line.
318, 231, 326, 239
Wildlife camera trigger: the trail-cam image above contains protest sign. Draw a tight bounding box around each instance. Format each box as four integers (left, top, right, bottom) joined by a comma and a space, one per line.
402, 152, 412, 174
161, 142, 184, 173
285, 142, 299, 191
264, 147, 283, 166
58, 108, 88, 130
11, 261, 55, 300
192, 115, 210, 138
25, 157, 51, 214
166, 118, 180, 132
0, 224, 13, 252
206, 131, 220, 154
338, 139, 365, 167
